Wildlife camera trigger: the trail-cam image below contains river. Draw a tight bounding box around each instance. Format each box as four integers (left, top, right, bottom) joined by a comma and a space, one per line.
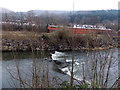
1, 48, 119, 88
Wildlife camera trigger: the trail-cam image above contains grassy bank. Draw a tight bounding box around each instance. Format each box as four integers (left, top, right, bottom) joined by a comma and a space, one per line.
2, 30, 118, 51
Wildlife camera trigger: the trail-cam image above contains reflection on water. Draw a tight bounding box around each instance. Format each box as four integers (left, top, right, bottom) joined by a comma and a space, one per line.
2, 51, 51, 60
2, 48, 119, 88
2, 51, 52, 88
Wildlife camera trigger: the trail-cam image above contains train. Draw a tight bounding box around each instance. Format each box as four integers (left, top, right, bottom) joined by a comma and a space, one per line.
47, 24, 114, 35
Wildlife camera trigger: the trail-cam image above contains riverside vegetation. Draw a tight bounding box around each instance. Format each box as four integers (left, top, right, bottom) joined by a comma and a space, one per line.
2, 29, 118, 52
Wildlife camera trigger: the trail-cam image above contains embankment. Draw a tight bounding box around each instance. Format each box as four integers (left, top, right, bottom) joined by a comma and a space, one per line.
1, 31, 118, 52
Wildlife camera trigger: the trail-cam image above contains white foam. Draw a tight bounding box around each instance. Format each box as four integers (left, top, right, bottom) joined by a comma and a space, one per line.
61, 67, 71, 75
61, 67, 91, 84
52, 51, 65, 60
54, 51, 64, 55
75, 62, 79, 65
66, 59, 72, 62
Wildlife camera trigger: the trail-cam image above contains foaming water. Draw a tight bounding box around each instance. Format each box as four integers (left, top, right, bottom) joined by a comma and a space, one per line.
52, 49, 119, 87
2, 48, 119, 88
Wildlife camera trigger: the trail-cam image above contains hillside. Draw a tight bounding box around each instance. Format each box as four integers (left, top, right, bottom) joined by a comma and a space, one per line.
1, 8, 119, 31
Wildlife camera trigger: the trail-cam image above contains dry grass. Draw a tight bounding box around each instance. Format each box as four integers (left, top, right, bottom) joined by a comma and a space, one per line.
2, 31, 42, 40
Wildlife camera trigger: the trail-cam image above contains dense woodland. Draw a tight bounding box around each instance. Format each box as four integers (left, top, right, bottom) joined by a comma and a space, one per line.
1, 8, 119, 32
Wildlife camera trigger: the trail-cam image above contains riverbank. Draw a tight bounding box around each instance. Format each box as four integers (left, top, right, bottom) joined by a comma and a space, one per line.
2, 38, 117, 52
1, 31, 118, 52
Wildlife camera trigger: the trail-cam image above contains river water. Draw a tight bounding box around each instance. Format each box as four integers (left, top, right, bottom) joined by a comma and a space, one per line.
1, 48, 119, 88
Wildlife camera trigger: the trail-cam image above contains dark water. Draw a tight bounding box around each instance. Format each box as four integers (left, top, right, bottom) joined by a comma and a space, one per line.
1, 48, 119, 88
2, 51, 71, 88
